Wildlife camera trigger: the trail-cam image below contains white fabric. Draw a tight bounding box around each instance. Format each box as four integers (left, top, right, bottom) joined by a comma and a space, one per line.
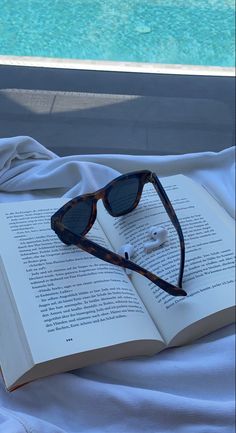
0, 136, 235, 433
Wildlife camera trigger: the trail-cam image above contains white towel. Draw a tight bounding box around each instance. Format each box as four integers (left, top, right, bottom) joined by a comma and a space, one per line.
0, 136, 235, 433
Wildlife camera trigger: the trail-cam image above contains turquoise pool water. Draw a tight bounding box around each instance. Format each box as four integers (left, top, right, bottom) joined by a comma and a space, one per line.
0, 0, 235, 67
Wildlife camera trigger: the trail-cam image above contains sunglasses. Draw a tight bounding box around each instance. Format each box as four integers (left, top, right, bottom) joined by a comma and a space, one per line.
51, 170, 186, 297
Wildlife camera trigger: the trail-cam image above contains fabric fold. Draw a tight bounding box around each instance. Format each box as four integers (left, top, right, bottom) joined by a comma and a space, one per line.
0, 137, 235, 218
0, 136, 57, 175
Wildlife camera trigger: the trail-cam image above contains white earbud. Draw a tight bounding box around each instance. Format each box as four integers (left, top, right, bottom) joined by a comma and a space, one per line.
148, 226, 168, 241
117, 244, 135, 275
144, 227, 168, 253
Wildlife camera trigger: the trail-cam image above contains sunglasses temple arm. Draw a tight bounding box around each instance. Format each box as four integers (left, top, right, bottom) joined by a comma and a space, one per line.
151, 174, 185, 288
63, 228, 186, 297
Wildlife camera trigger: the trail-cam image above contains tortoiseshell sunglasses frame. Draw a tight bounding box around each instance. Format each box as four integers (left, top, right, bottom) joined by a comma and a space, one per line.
51, 170, 186, 297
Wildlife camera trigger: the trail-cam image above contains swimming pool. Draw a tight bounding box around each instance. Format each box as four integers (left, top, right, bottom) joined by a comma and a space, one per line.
0, 0, 235, 67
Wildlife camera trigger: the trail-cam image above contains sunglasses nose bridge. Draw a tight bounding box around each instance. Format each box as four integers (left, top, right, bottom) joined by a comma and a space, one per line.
93, 189, 106, 208
101, 191, 114, 215
91, 188, 108, 217
94, 186, 114, 216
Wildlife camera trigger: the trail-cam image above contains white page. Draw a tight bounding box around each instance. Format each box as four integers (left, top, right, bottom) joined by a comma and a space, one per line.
97, 175, 235, 343
0, 199, 163, 364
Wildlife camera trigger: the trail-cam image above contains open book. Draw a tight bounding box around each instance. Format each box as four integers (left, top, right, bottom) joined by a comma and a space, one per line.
0, 175, 235, 391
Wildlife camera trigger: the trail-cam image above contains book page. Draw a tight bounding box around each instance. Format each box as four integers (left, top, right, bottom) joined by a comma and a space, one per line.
97, 175, 235, 344
0, 199, 163, 365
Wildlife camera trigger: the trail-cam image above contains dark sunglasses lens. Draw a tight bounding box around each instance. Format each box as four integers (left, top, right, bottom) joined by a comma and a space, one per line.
62, 199, 93, 236
107, 176, 140, 216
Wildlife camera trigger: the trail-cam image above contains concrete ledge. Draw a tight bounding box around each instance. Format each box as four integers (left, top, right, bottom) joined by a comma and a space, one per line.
0, 55, 234, 76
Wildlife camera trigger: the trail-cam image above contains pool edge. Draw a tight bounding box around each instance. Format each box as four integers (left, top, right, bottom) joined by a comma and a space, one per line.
0, 55, 234, 76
